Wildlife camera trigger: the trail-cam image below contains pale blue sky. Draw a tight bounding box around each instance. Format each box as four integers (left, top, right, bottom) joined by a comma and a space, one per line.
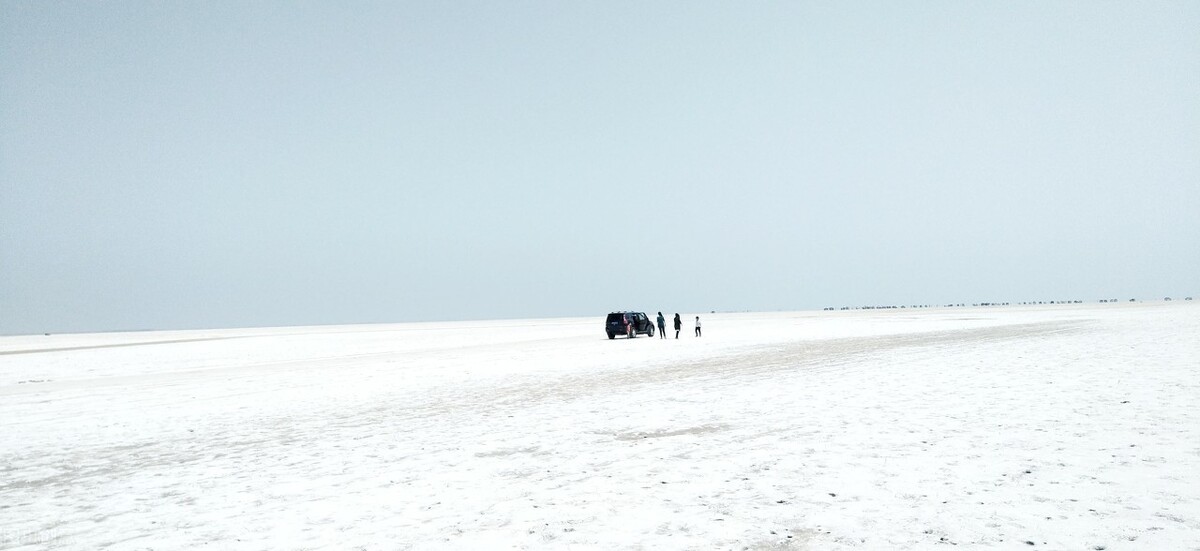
2, 2, 1197, 334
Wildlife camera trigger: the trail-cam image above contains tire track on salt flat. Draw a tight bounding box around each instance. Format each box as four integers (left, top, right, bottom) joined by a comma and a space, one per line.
370, 320, 1093, 426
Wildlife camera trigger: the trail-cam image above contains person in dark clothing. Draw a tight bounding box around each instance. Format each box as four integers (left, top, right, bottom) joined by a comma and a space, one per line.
673, 313, 682, 339
656, 312, 666, 339
695, 316, 702, 337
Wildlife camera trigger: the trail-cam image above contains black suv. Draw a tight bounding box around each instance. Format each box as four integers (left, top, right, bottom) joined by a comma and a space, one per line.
606, 311, 655, 339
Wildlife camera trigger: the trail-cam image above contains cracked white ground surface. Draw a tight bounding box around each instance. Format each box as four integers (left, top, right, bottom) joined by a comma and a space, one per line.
1, 303, 1198, 550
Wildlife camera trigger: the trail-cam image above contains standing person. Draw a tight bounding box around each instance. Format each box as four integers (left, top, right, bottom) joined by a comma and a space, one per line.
656, 312, 666, 339
695, 316, 702, 337
624, 312, 634, 338
673, 313, 682, 339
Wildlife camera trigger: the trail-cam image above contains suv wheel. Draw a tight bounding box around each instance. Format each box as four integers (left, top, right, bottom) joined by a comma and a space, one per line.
607, 332, 615, 340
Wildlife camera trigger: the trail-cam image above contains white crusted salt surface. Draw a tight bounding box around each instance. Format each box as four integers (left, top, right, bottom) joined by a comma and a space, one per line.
1, 303, 1197, 549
